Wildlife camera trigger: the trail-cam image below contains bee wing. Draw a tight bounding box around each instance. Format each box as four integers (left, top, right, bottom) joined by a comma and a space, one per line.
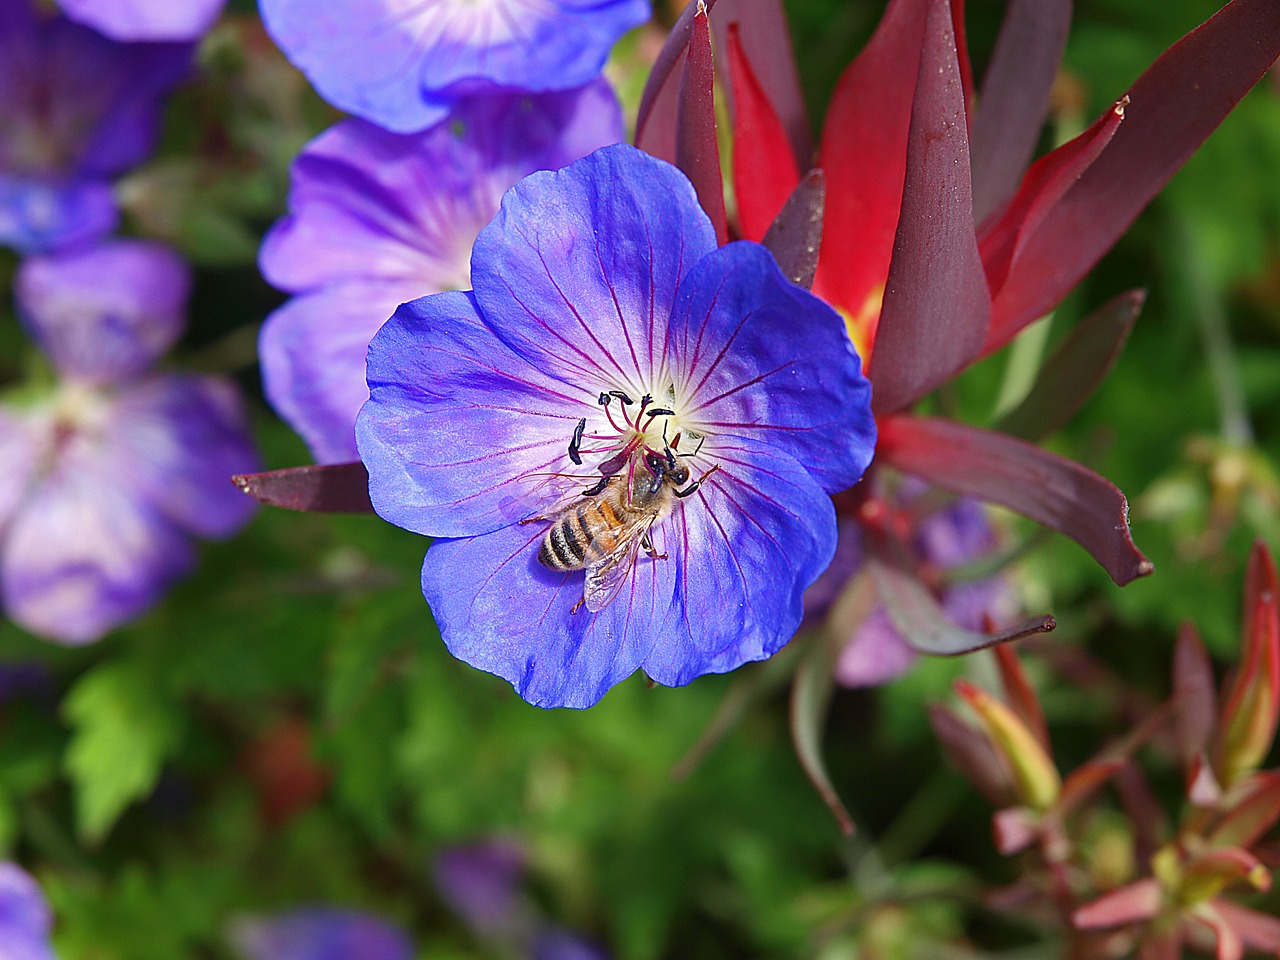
582, 516, 655, 613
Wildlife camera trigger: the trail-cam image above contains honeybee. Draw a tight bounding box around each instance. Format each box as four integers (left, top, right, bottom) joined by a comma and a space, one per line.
538, 445, 713, 613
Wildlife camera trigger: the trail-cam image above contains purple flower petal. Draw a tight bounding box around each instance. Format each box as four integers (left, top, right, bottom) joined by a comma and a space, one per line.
532, 929, 612, 960
231, 908, 414, 960
259, 85, 621, 463
0, 174, 117, 255
0, 410, 41, 536
262, 281, 418, 464
56, 0, 225, 41
833, 606, 916, 688
358, 291, 599, 539
15, 240, 189, 384
667, 241, 875, 494
259, 0, 648, 133
0, 862, 55, 960
470, 143, 718, 392
422, 519, 676, 709
432, 840, 527, 934
0, 431, 195, 645
640, 436, 837, 686
106, 374, 260, 539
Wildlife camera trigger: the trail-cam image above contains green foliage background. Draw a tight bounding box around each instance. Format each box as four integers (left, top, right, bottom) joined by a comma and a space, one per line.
1, 0, 1277, 956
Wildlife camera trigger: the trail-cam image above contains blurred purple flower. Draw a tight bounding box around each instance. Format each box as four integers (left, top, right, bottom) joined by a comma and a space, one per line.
0, 240, 259, 644
532, 930, 612, 960
230, 909, 413, 960
258, 0, 649, 133
0, 0, 192, 254
54, 0, 225, 42
432, 840, 527, 935
805, 486, 1014, 687
259, 83, 623, 464
0, 862, 55, 960
356, 144, 876, 708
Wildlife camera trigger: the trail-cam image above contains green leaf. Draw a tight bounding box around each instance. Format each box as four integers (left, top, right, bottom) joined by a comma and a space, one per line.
62, 662, 183, 844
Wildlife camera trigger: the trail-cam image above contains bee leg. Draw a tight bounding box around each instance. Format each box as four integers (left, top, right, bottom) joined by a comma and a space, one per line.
570, 597, 586, 614
640, 534, 667, 561
518, 514, 550, 525
567, 417, 587, 465
673, 464, 721, 499
582, 475, 611, 497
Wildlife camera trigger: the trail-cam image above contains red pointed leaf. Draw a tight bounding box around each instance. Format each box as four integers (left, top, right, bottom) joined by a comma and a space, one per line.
867, 0, 991, 413
987, 0, 1280, 342
1116, 764, 1169, 854
994, 290, 1144, 441
992, 806, 1039, 854
1059, 758, 1126, 814
677, 2, 728, 246
1243, 539, 1279, 649
876, 414, 1154, 585
1173, 621, 1218, 769
1073, 878, 1163, 928
232, 462, 374, 514
710, 0, 810, 168
1218, 574, 1280, 784
969, 0, 1072, 222
1214, 901, 1280, 952
635, 0, 721, 163
761, 170, 824, 289
928, 703, 1014, 806
949, 0, 974, 114
869, 531, 1054, 655
994, 646, 1050, 752
1188, 752, 1225, 808
726, 23, 801, 241
813, 0, 927, 341
1191, 906, 1244, 960
1207, 771, 1280, 850
981, 98, 1126, 350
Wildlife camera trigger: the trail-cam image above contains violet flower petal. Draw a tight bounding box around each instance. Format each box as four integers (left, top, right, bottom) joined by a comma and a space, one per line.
991, 0, 1280, 339
532, 929, 613, 960
260, 84, 623, 294
358, 291, 599, 539
432, 840, 527, 935
867, 0, 990, 414
0, 439, 196, 645
106, 374, 260, 539
56, 0, 225, 41
259, 0, 648, 133
833, 606, 917, 688
15, 240, 189, 384
422, 518, 677, 709
470, 144, 718, 391
231, 908, 414, 960
0, 862, 55, 960
0, 175, 117, 255
0, 410, 41, 536
667, 241, 875, 494
261, 281, 419, 464
641, 437, 837, 685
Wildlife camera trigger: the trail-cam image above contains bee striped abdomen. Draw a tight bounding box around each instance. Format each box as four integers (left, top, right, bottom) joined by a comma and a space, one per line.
539, 497, 624, 571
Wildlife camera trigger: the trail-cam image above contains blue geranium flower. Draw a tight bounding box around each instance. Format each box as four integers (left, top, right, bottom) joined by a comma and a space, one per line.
259, 83, 623, 464
0, 0, 192, 254
229, 908, 413, 960
54, 0, 225, 41
356, 145, 876, 709
0, 861, 55, 960
258, 0, 650, 133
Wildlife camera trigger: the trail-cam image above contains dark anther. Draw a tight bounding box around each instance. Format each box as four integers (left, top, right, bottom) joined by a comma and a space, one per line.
640, 393, 652, 406
598, 392, 611, 406
582, 475, 610, 497
567, 418, 586, 465
645, 407, 675, 418
608, 390, 634, 405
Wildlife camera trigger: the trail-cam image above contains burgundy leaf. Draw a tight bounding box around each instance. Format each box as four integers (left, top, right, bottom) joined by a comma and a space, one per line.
813, 0, 927, 341
1173, 621, 1217, 769
677, 2, 728, 245
710, 0, 810, 168
1243, 538, 1279, 647
867, 0, 990, 414
635, 0, 721, 162
876, 414, 1154, 585
994, 645, 1050, 752
1115, 764, 1169, 857
1060, 758, 1125, 814
869, 530, 1055, 655
981, 98, 1126, 347
928, 702, 1014, 806
761, 170, 825, 290
949, 0, 974, 113
790, 637, 856, 836
232, 462, 374, 513
726, 23, 801, 241
995, 289, 1144, 441
988, 0, 1280, 342
969, 0, 1073, 222
1207, 771, 1280, 850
